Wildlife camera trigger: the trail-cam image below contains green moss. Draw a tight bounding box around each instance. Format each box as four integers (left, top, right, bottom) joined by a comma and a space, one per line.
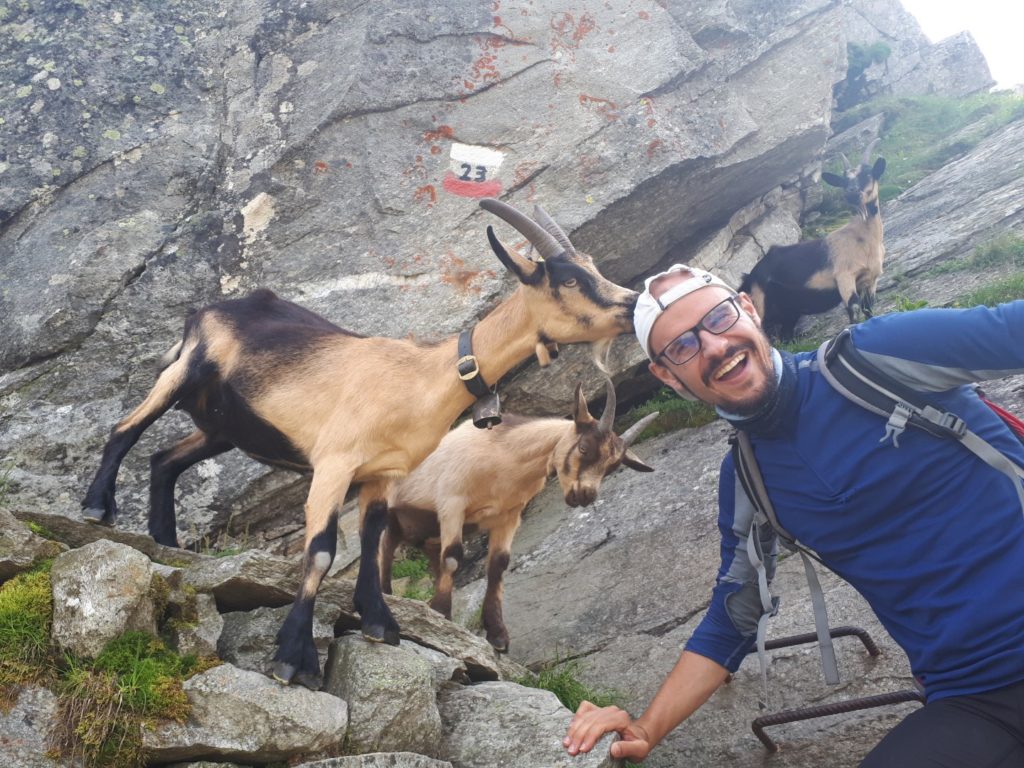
614, 388, 717, 443
25, 521, 59, 541
0, 562, 54, 705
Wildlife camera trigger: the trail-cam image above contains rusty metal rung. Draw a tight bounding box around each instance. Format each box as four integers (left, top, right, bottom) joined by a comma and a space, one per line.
753, 625, 881, 657
751, 689, 926, 753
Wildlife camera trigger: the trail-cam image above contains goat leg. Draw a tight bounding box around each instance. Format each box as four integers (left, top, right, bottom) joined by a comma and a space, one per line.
354, 496, 401, 645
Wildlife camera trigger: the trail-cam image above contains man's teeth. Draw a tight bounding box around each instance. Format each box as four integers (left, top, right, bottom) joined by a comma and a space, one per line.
714, 352, 747, 380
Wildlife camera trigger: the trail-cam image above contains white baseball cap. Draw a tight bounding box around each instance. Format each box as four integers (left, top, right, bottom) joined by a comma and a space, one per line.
634, 264, 735, 360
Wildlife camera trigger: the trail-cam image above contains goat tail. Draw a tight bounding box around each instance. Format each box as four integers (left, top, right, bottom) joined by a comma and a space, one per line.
590, 338, 614, 375
158, 340, 184, 371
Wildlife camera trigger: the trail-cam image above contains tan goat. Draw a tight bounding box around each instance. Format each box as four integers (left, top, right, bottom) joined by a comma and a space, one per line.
740, 140, 886, 340
81, 199, 637, 689
382, 379, 659, 651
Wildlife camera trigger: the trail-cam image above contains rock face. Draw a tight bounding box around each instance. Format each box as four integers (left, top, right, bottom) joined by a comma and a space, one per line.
3, 0, 850, 545
49, 538, 160, 657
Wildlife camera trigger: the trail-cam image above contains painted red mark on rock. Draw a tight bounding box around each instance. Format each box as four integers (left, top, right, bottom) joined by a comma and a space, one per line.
313, 161, 329, 174
646, 139, 663, 158
423, 125, 455, 143
414, 184, 437, 206
443, 172, 503, 198
579, 93, 620, 121
550, 11, 598, 62
638, 10, 650, 20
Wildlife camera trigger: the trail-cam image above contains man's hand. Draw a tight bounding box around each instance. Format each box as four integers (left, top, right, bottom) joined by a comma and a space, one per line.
564, 700, 652, 762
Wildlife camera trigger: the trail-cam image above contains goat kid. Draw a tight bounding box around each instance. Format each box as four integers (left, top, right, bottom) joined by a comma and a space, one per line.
739, 139, 886, 340
382, 379, 659, 652
81, 199, 637, 689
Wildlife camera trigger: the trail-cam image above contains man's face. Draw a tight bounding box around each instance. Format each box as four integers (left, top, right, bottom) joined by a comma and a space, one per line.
647, 276, 776, 415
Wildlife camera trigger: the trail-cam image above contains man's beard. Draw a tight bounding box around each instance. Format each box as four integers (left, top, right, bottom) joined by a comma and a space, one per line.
703, 335, 777, 417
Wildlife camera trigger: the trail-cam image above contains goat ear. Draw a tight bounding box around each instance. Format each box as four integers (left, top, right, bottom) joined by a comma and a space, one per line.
872, 157, 886, 180
622, 449, 655, 473
486, 226, 545, 286
572, 382, 594, 426
821, 172, 846, 189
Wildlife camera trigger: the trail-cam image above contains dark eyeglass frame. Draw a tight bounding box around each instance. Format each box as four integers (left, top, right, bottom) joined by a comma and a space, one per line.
654, 296, 742, 366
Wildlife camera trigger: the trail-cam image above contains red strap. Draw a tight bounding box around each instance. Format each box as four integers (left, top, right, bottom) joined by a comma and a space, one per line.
981, 397, 1024, 440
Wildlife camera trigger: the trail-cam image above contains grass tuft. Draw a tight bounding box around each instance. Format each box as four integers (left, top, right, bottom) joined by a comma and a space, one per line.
518, 658, 618, 712
0, 562, 55, 708
928, 233, 1024, 276
51, 632, 214, 768
953, 275, 1024, 309
391, 550, 436, 602
614, 388, 717, 443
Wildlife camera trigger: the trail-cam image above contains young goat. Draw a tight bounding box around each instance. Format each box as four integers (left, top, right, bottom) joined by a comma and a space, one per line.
81, 199, 637, 689
382, 379, 659, 652
739, 140, 887, 340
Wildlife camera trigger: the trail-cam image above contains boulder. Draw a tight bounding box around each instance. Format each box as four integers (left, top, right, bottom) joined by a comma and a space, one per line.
50, 539, 160, 658
218, 601, 337, 676
437, 681, 619, 768
182, 549, 302, 611
323, 634, 443, 757
144, 663, 348, 763
0, 686, 61, 768
0, 508, 64, 583
165, 591, 224, 658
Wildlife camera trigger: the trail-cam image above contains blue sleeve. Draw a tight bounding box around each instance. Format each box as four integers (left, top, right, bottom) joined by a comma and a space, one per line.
851, 301, 1024, 391
685, 453, 775, 673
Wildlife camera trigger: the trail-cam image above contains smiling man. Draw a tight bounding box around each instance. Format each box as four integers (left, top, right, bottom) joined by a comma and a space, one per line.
564, 264, 1024, 767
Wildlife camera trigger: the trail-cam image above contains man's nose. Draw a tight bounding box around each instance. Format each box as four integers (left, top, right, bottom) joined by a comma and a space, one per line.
698, 328, 729, 356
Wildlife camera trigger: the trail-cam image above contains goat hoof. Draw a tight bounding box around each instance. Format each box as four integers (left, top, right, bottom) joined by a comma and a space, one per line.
83, 506, 115, 526
271, 661, 296, 685
487, 636, 510, 653
294, 671, 323, 691
361, 623, 401, 646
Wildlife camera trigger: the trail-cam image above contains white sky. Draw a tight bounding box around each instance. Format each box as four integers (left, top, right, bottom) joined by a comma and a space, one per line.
898, 0, 1024, 89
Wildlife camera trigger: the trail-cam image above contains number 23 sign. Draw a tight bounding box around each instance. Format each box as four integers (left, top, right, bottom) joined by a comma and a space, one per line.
443, 143, 504, 198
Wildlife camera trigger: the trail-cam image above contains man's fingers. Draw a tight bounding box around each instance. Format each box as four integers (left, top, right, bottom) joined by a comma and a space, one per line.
564, 705, 631, 755
611, 737, 650, 761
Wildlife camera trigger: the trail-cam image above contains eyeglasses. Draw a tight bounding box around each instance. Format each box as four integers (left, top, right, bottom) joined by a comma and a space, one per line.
655, 296, 741, 365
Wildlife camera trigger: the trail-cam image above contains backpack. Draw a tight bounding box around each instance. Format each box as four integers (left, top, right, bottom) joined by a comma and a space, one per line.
732, 328, 1024, 698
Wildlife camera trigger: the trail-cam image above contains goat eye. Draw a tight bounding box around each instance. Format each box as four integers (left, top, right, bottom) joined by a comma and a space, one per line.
563, 278, 578, 288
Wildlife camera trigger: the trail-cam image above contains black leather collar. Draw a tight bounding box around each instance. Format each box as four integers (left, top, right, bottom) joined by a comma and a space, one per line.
457, 328, 491, 398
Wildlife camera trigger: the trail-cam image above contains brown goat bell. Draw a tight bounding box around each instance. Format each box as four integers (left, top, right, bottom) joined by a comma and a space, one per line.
81, 199, 638, 689
739, 139, 886, 340
383, 379, 659, 652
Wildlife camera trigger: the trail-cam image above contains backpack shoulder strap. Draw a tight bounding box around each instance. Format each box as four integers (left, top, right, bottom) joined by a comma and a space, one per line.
731, 430, 840, 689
818, 329, 1024, 515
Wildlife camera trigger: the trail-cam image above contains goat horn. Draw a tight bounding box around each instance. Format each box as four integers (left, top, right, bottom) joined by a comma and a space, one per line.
479, 199, 565, 261
839, 152, 852, 172
861, 138, 881, 166
598, 377, 617, 434
532, 204, 577, 257
619, 410, 660, 447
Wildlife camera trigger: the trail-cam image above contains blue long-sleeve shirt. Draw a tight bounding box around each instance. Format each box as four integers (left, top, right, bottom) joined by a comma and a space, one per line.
685, 301, 1024, 701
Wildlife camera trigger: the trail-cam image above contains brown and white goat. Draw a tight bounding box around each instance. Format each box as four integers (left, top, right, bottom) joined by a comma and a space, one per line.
381, 379, 659, 652
81, 199, 637, 689
739, 140, 886, 340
